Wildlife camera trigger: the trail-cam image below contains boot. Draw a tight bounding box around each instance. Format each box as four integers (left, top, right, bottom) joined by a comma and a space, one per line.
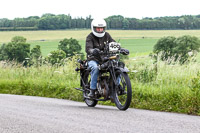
88, 90, 95, 97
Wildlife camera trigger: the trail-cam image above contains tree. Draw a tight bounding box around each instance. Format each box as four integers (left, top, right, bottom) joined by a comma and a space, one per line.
0, 43, 7, 60
30, 45, 42, 66
174, 35, 200, 63
3, 36, 30, 63
45, 50, 66, 65
153, 36, 176, 61
107, 15, 124, 29
11, 36, 26, 43
153, 35, 200, 64
122, 19, 130, 29
31, 45, 41, 59
58, 38, 83, 57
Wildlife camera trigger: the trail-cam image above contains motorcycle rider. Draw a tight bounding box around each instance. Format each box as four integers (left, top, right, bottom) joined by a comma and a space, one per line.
85, 18, 129, 97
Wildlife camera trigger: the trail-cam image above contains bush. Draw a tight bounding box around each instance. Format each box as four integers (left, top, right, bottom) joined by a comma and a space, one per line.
0, 43, 7, 60
1, 36, 30, 63
153, 36, 176, 61
153, 35, 200, 64
45, 50, 66, 65
30, 45, 42, 66
174, 35, 200, 63
11, 36, 27, 43
31, 45, 42, 59
58, 38, 84, 58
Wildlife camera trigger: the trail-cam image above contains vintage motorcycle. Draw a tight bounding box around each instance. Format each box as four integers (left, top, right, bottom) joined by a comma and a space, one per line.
75, 42, 132, 110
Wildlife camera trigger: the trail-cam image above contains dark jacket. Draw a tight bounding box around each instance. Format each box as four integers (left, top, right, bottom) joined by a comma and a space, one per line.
85, 32, 115, 63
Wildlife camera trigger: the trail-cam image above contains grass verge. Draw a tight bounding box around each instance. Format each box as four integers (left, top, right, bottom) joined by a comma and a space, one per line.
0, 56, 200, 115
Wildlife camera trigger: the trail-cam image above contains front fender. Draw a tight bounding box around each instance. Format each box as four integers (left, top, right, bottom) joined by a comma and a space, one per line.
115, 67, 129, 72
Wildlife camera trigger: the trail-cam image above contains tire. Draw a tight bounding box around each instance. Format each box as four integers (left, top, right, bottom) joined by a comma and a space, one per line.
83, 71, 98, 107
113, 70, 132, 110
85, 98, 98, 107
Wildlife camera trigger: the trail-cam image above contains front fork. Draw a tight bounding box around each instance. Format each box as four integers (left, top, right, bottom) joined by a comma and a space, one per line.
110, 66, 121, 86
108, 66, 121, 102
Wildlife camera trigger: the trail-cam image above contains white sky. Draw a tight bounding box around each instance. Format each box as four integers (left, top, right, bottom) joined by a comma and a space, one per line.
1, 0, 200, 19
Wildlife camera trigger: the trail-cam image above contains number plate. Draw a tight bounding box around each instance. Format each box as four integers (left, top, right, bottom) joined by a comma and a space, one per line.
109, 42, 120, 53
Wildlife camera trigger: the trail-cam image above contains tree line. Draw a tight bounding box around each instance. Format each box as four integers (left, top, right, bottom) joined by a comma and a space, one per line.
1, 14, 200, 30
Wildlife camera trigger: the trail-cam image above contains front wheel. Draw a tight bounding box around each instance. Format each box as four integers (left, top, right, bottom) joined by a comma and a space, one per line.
113, 70, 132, 110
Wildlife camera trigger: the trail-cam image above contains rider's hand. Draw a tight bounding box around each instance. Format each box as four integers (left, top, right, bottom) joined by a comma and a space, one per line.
92, 48, 100, 56
120, 48, 129, 55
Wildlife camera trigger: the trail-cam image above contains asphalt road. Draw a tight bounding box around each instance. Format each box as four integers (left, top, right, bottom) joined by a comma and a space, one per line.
0, 94, 200, 133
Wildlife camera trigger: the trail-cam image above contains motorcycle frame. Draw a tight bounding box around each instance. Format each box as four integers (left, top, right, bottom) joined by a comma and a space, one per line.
77, 56, 127, 101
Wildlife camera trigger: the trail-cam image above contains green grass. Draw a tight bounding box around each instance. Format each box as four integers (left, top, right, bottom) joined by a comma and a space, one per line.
120, 39, 158, 56
0, 56, 200, 115
1, 30, 200, 42
29, 39, 87, 56
29, 40, 60, 56
0, 57, 83, 100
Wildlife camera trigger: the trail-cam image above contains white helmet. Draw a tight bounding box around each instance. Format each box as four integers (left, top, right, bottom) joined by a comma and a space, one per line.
91, 19, 106, 38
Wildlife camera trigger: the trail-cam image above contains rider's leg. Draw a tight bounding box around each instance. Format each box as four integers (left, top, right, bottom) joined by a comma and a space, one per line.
117, 74, 126, 94
117, 75, 121, 85
88, 60, 99, 97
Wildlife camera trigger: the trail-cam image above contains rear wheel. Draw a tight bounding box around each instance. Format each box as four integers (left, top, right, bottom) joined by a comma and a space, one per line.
113, 70, 132, 110
83, 71, 98, 107
85, 98, 98, 107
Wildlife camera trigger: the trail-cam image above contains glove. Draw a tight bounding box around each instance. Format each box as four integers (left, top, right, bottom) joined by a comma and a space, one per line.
92, 48, 100, 56
120, 48, 129, 55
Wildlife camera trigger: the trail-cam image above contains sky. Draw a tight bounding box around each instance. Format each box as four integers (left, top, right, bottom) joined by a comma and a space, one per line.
1, 0, 200, 20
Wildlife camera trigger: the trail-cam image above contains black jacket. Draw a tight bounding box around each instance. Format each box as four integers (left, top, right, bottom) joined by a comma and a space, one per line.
85, 32, 115, 63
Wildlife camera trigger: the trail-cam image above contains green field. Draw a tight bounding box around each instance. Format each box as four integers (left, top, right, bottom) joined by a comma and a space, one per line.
28, 39, 158, 56
1, 30, 200, 56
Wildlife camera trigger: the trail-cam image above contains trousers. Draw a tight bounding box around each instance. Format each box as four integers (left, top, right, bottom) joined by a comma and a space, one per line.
88, 60, 121, 90
88, 60, 99, 90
